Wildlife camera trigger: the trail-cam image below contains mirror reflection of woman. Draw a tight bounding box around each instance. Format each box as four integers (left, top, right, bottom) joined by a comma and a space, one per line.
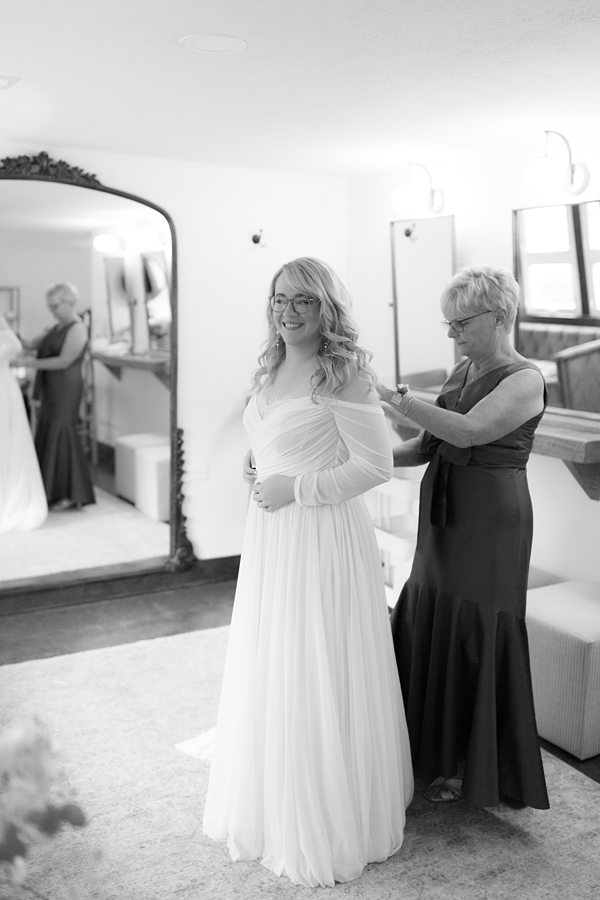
13, 282, 95, 511
0, 313, 47, 532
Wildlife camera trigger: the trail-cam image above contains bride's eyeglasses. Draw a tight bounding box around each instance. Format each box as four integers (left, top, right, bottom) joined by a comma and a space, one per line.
270, 295, 320, 315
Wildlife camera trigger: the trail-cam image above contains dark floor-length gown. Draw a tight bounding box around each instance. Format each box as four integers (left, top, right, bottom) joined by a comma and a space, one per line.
34, 321, 95, 507
391, 359, 549, 809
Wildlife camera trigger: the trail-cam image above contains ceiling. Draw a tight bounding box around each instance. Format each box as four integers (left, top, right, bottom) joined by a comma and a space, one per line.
1, 0, 600, 176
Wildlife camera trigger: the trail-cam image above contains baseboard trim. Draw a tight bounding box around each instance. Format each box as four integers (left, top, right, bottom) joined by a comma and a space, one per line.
0, 555, 241, 616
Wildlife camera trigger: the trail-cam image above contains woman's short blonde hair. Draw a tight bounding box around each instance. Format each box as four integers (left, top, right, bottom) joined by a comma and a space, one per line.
46, 282, 79, 306
441, 266, 519, 333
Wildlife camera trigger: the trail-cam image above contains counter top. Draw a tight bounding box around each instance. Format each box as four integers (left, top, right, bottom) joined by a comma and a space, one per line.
91, 349, 170, 389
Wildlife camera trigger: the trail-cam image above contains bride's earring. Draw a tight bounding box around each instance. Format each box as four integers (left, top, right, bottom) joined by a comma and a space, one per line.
275, 334, 282, 351
322, 338, 330, 354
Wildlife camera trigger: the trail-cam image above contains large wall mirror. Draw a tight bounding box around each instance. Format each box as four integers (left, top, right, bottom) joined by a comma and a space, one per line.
513, 201, 600, 417
390, 215, 456, 386
0, 152, 195, 599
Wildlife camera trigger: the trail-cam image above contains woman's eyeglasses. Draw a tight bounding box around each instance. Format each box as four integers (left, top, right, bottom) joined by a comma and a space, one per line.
441, 310, 492, 333
270, 295, 320, 315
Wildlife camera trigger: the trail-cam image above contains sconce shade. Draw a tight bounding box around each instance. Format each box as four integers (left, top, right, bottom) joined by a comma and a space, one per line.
428, 187, 445, 214
392, 162, 445, 215
526, 131, 590, 196
564, 162, 590, 195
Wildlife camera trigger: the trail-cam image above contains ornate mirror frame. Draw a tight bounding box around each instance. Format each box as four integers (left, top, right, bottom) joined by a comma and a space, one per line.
0, 151, 195, 577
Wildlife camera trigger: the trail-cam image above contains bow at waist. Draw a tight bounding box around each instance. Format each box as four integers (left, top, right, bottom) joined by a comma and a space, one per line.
426, 439, 527, 527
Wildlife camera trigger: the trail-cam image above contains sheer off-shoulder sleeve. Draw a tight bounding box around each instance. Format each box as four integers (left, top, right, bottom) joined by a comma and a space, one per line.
294, 400, 393, 506
0, 329, 22, 365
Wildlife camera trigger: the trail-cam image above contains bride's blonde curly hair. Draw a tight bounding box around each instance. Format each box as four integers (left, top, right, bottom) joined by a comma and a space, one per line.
251, 257, 375, 399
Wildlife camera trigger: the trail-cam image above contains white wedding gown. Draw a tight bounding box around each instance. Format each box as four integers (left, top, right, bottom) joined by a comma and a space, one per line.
0, 329, 47, 532
202, 386, 413, 887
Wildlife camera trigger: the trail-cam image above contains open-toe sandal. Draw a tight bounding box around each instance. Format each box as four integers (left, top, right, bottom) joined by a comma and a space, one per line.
423, 776, 462, 803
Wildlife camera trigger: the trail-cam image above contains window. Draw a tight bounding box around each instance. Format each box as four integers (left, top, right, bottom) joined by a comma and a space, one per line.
514, 205, 581, 317
513, 201, 600, 324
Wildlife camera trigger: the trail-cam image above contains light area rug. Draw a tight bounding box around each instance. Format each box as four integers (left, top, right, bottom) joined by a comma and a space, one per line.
0, 487, 169, 582
1, 627, 599, 900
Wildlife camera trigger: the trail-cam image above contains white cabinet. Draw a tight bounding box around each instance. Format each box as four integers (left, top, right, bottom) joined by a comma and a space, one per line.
365, 467, 422, 608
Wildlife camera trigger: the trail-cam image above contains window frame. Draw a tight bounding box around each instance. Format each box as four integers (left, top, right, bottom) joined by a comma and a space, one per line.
579, 202, 600, 318
513, 202, 600, 328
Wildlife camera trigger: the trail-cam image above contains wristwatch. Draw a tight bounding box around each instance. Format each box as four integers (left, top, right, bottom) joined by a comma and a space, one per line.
389, 383, 410, 408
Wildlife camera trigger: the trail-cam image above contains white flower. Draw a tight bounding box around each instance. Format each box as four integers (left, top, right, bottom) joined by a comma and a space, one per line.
0, 717, 86, 885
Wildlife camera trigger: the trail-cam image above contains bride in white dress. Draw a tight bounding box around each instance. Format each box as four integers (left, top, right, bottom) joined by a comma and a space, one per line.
202, 258, 413, 887
0, 314, 47, 531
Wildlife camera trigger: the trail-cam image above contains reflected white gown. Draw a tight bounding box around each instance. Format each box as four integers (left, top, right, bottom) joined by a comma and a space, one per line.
203, 385, 413, 887
0, 329, 47, 532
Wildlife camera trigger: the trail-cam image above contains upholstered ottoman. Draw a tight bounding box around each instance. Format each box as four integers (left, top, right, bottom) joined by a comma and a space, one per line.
114, 433, 168, 503
134, 443, 171, 522
526, 580, 600, 760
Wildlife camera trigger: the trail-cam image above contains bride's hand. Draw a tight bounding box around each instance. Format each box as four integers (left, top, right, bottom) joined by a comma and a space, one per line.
242, 449, 257, 484
252, 474, 295, 512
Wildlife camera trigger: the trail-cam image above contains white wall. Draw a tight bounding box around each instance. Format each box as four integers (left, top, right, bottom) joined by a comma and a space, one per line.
94, 367, 170, 445
176, 164, 349, 556
347, 138, 600, 584
0, 231, 91, 335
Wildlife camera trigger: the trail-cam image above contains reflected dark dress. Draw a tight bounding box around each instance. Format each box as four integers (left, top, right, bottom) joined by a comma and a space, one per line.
34, 321, 95, 507
391, 359, 549, 809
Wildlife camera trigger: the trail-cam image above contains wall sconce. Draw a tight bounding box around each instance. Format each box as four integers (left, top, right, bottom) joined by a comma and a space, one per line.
526, 130, 590, 195
251, 229, 265, 247
391, 163, 445, 215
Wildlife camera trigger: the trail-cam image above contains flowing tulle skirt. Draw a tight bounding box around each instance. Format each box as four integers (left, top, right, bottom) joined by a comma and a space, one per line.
203, 495, 413, 887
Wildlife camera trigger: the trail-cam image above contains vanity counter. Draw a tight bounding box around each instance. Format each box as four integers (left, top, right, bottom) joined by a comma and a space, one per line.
91, 350, 170, 389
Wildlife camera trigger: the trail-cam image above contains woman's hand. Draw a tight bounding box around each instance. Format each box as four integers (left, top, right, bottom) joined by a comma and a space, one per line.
9, 354, 35, 368
375, 381, 395, 405
242, 449, 257, 484
252, 474, 295, 512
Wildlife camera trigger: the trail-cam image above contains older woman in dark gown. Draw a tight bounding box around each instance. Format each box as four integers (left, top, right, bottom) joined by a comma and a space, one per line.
377, 265, 549, 810
15, 282, 95, 511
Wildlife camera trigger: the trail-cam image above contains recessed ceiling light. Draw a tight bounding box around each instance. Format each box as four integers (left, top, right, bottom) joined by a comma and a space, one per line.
178, 33, 247, 55
0, 75, 21, 90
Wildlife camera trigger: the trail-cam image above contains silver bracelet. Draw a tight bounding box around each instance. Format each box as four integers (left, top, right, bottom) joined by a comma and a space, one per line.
400, 392, 414, 417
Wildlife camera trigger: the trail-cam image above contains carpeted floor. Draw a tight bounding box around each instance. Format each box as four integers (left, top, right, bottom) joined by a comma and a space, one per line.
1, 627, 599, 900
0, 487, 169, 583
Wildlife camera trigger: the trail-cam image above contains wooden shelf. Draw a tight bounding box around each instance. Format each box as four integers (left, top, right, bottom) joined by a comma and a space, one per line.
92, 350, 171, 389
533, 408, 600, 499
531, 407, 600, 464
